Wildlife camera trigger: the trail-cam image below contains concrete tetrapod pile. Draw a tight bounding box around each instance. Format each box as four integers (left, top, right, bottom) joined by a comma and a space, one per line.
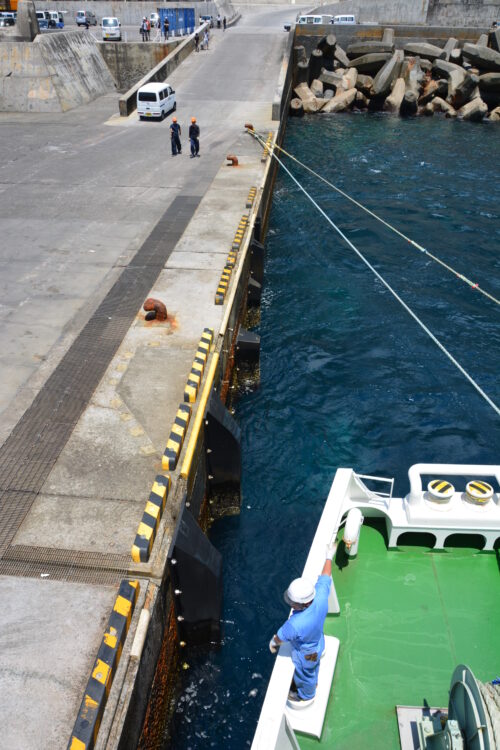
290, 26, 500, 123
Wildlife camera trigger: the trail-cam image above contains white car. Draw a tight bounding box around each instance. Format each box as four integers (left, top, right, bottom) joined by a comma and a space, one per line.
150, 12, 159, 28
76, 9, 97, 26
333, 14, 356, 24
137, 82, 176, 120
102, 16, 121, 40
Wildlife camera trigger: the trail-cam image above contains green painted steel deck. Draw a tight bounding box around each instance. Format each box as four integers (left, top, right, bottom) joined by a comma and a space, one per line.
298, 519, 500, 750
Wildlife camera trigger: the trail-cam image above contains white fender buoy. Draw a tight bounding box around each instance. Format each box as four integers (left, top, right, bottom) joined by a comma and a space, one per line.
344, 508, 364, 557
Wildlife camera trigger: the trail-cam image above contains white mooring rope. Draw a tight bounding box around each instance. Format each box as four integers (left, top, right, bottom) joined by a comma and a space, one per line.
251, 131, 500, 308
250, 131, 500, 418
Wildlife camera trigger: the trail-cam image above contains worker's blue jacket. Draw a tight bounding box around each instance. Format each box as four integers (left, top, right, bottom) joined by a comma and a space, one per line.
277, 574, 331, 699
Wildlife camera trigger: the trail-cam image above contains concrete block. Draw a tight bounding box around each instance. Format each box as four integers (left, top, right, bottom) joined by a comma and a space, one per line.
433, 58, 466, 78
404, 42, 446, 61
371, 50, 404, 97
479, 72, 500, 91
457, 96, 488, 120
383, 77, 405, 113
346, 41, 394, 58
347, 53, 391, 75
321, 87, 356, 113
489, 28, 500, 52
462, 43, 500, 72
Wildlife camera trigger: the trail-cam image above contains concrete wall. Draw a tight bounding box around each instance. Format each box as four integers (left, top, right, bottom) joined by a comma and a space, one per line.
321, 0, 429, 25
97, 39, 180, 91
0, 29, 115, 112
295, 23, 488, 56
426, 0, 500, 26
34, 1, 228, 25
319, 0, 500, 26
119, 24, 203, 115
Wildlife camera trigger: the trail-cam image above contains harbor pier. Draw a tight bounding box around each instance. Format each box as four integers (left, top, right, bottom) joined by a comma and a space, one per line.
0, 7, 292, 747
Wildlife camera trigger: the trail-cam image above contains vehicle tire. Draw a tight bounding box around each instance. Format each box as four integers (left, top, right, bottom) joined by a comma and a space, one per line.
173, 102, 177, 112
161, 110, 165, 120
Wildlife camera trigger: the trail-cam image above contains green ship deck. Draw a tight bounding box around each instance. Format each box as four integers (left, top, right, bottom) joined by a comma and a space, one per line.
298, 520, 500, 750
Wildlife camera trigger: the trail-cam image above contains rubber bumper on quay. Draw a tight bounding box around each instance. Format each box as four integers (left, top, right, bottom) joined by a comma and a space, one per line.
69, 580, 139, 750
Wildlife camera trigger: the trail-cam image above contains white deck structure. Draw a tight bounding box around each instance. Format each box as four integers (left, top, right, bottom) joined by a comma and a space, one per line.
252, 464, 500, 750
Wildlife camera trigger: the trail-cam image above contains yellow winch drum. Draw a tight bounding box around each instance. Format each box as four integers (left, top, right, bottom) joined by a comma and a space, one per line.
427, 479, 455, 503
465, 480, 493, 505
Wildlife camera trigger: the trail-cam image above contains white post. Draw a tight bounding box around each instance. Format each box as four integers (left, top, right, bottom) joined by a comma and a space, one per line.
328, 580, 340, 614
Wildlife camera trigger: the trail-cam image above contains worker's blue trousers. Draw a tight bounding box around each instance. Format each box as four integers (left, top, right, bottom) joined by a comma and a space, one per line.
291, 648, 322, 700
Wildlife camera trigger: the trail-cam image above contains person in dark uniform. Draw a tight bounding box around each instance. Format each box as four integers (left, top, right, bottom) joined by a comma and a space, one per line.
163, 16, 169, 40
189, 117, 200, 157
170, 117, 182, 156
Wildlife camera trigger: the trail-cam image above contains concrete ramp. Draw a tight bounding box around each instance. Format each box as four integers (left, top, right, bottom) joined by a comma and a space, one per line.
0, 30, 115, 112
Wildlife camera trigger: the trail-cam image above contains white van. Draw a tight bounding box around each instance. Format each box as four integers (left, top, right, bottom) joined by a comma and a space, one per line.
137, 82, 176, 120
102, 16, 121, 41
333, 14, 356, 24
76, 9, 97, 26
47, 10, 64, 28
297, 14, 333, 25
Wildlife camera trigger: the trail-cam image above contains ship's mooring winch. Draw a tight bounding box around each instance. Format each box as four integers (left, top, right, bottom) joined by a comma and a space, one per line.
417, 665, 500, 750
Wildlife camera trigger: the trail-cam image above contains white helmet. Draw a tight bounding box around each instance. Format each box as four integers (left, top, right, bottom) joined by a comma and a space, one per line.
284, 577, 315, 608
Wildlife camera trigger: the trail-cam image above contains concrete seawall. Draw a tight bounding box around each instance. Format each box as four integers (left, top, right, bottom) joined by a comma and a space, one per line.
319, 0, 500, 27
295, 23, 490, 57
98, 39, 180, 92
118, 27, 203, 115
0, 30, 115, 112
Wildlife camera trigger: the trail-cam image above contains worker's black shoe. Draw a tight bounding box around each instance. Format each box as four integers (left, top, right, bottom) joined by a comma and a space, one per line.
287, 690, 315, 710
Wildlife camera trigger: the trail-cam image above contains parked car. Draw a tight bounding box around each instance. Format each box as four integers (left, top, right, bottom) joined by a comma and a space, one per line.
137, 82, 176, 121
200, 14, 214, 28
333, 14, 356, 24
0, 16, 15, 26
76, 9, 97, 26
38, 17, 49, 30
47, 11, 64, 28
150, 12, 159, 28
102, 16, 121, 41
297, 14, 333, 25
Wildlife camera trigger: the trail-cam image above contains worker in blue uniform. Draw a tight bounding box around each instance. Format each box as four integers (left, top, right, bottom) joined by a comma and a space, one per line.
269, 541, 336, 706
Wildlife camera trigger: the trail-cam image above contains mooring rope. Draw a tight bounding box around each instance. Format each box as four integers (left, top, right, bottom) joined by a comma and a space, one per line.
248, 129, 500, 418
249, 129, 500, 308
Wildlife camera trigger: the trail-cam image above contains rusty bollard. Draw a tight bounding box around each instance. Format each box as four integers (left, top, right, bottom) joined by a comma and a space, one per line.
226, 154, 239, 166
245, 123, 254, 131
143, 298, 167, 321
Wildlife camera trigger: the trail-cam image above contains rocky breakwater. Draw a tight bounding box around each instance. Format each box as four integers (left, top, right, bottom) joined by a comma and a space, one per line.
290, 26, 500, 123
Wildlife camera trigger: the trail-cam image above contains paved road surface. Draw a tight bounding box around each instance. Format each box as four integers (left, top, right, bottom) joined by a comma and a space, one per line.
0, 7, 303, 749
0, 6, 297, 447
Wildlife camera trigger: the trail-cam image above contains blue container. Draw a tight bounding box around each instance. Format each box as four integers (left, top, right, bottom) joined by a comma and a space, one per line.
158, 7, 195, 35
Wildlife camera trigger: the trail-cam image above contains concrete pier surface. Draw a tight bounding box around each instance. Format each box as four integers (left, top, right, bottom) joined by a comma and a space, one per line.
0, 6, 299, 748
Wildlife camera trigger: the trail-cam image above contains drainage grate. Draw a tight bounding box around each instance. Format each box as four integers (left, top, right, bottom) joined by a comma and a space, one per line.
0, 544, 131, 583
0, 195, 201, 575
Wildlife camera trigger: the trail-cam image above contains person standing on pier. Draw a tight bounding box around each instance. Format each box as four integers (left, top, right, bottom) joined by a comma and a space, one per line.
194, 31, 200, 52
223, 16, 227, 31
189, 117, 200, 158
163, 16, 169, 40
140, 17, 148, 42
268, 542, 336, 706
170, 117, 182, 156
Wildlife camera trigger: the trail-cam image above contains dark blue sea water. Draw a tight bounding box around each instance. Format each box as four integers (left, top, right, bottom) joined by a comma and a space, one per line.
167, 115, 500, 749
